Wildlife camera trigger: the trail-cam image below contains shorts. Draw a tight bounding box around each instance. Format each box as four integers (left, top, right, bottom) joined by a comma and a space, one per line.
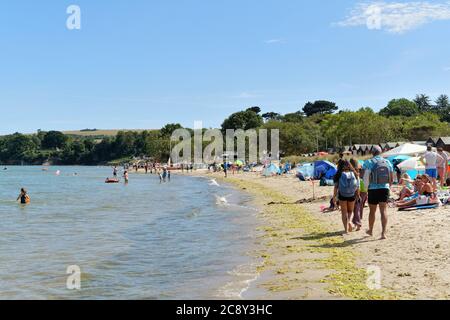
339, 194, 356, 202
426, 168, 437, 179
368, 189, 390, 205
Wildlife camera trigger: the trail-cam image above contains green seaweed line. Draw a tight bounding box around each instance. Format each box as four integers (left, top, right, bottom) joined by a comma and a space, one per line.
225, 176, 402, 300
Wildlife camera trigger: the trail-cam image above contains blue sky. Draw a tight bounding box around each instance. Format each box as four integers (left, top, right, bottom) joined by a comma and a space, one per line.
1, 0, 450, 134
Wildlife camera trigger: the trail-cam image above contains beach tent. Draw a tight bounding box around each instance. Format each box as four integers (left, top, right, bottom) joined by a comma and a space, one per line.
262, 163, 280, 177
313, 160, 337, 179
396, 157, 425, 179
382, 143, 427, 157
297, 163, 315, 179
386, 155, 412, 164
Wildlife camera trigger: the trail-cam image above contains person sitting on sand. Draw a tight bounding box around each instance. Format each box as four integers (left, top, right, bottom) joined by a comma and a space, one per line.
396, 186, 439, 209
398, 173, 415, 201
333, 160, 360, 234
396, 175, 434, 206
17, 188, 30, 204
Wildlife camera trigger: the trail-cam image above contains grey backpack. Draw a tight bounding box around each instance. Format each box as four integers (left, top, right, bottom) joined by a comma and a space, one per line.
370, 159, 390, 185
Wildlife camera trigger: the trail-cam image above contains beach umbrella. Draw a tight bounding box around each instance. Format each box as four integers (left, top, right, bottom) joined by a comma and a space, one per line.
382, 143, 427, 157
396, 157, 425, 171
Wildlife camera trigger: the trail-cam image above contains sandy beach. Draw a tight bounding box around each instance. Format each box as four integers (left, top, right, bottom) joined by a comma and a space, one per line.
173, 170, 450, 300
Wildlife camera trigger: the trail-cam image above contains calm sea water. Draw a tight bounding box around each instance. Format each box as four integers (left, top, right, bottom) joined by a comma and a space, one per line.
0, 166, 260, 300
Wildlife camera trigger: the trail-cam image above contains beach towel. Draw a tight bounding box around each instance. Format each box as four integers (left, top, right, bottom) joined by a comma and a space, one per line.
398, 204, 440, 211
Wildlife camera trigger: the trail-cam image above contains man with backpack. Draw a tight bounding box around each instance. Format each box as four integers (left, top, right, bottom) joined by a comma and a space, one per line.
363, 146, 394, 240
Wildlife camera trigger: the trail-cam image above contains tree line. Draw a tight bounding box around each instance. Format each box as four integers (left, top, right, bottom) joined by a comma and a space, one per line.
1, 94, 449, 164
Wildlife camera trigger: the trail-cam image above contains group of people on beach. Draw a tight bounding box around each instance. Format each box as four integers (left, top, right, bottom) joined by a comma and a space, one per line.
332, 145, 450, 240
332, 146, 392, 239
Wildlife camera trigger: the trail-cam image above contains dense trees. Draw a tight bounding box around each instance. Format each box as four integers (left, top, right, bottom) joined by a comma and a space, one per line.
221, 109, 264, 131
414, 94, 433, 112
160, 123, 183, 138
41, 131, 68, 149
379, 99, 419, 117
302, 100, 338, 117
2, 93, 450, 164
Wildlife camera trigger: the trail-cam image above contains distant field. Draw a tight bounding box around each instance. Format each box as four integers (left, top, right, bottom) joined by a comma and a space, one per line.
62, 129, 149, 137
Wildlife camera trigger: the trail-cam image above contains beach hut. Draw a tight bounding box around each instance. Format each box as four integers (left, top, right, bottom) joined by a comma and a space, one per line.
382, 143, 427, 157
383, 142, 406, 151
313, 160, 337, 179
262, 163, 280, 177
426, 137, 439, 147
436, 137, 450, 152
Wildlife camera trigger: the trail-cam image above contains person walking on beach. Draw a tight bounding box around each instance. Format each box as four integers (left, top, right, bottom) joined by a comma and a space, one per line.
437, 147, 449, 187
333, 160, 359, 234
363, 146, 394, 240
17, 188, 30, 204
352, 160, 367, 232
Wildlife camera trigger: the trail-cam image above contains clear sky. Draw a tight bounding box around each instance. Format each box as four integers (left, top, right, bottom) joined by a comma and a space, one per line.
1, 0, 450, 134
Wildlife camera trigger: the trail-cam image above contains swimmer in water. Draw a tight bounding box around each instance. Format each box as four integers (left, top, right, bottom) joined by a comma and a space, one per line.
17, 188, 30, 204
123, 170, 129, 183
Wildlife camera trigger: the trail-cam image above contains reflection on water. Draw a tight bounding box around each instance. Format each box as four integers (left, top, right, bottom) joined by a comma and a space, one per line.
0, 167, 259, 300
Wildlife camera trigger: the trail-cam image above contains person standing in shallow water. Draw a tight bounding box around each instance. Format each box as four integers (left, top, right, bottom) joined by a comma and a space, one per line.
123, 170, 129, 184
17, 188, 30, 204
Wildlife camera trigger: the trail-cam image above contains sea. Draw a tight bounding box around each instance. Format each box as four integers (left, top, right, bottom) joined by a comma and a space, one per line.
0, 166, 260, 300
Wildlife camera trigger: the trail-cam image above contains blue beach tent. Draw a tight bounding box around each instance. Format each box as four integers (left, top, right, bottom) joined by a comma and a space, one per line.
386, 155, 411, 164
262, 163, 281, 177
297, 163, 315, 179
313, 160, 337, 179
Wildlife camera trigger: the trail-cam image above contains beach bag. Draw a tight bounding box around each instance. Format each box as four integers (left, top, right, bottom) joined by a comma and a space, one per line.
370, 159, 390, 185
339, 172, 358, 198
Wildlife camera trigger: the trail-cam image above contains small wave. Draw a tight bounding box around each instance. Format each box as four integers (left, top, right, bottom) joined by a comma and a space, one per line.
209, 179, 220, 187
215, 194, 231, 206
216, 263, 260, 299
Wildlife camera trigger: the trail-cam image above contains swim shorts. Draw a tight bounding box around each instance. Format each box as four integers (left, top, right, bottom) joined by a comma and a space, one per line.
426, 168, 438, 179
368, 189, 390, 205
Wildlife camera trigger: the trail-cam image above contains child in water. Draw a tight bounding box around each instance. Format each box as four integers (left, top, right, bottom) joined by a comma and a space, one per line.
17, 188, 30, 204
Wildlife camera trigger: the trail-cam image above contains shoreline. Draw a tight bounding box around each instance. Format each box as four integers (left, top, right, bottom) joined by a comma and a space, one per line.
178, 171, 409, 300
